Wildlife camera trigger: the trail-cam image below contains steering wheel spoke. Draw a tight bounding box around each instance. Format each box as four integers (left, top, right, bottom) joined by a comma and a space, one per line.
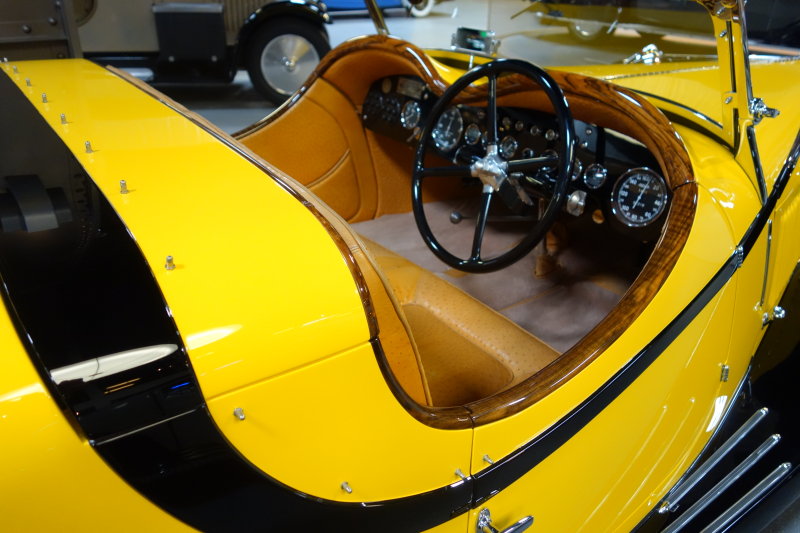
506, 153, 559, 174
470, 189, 494, 261
419, 164, 473, 178
485, 73, 499, 145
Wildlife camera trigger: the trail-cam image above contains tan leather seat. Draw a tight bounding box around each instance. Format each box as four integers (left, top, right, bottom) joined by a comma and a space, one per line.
360, 238, 560, 407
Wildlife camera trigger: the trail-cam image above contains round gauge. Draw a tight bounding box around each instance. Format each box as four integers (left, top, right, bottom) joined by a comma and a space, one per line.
584, 163, 608, 189
464, 123, 482, 145
502, 116, 512, 129
401, 100, 421, 130
611, 168, 669, 227
432, 106, 464, 152
499, 135, 518, 159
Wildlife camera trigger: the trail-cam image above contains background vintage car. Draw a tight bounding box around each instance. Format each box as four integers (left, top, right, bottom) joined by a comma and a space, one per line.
529, 0, 800, 45
325, 0, 437, 17
1, 0, 800, 532
73, 0, 331, 103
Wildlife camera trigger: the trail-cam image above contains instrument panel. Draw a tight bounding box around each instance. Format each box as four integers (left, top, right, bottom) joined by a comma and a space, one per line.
361, 75, 670, 241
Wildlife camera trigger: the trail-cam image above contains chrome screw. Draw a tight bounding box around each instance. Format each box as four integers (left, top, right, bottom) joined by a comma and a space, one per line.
233, 407, 245, 420
120, 180, 129, 194
341, 482, 353, 494
60, 113, 67, 125
84, 140, 93, 153
165, 255, 176, 270
41, 93, 48, 103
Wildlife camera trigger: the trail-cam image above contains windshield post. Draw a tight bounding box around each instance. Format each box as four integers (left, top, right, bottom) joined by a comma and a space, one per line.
702, 0, 772, 199
364, 0, 390, 36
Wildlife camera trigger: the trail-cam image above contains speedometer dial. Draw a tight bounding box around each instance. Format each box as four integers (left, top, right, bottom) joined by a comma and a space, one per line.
432, 106, 463, 152
611, 168, 669, 227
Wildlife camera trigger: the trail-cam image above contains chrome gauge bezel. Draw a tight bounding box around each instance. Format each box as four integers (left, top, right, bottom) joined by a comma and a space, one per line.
432, 106, 464, 152
499, 135, 518, 159
583, 163, 607, 189
400, 100, 422, 130
610, 167, 669, 228
464, 123, 482, 145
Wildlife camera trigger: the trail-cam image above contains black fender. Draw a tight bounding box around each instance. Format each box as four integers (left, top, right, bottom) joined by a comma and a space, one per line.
235, 1, 330, 67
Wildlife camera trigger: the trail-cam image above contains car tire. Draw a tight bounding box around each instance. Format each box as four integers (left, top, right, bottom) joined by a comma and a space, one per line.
567, 20, 611, 42
246, 19, 330, 104
407, 0, 434, 18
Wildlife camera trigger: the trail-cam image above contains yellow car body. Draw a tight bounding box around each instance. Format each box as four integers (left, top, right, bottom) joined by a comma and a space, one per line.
1, 1, 799, 531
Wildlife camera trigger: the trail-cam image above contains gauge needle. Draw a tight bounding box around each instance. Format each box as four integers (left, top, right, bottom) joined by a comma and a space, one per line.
632, 182, 648, 209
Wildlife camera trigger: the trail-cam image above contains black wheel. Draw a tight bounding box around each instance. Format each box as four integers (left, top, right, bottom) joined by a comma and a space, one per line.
411, 59, 575, 273
407, 0, 434, 18
245, 18, 330, 104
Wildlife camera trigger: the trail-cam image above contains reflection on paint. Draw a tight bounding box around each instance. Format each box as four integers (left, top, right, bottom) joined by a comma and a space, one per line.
706, 394, 728, 432
185, 325, 242, 350
0, 383, 45, 404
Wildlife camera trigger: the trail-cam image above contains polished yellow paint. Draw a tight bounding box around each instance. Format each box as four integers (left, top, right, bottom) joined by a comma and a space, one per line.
0, 300, 192, 531
0, 59, 370, 402
208, 342, 472, 502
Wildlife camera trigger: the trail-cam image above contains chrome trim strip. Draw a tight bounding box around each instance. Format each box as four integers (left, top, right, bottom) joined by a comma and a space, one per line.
628, 89, 723, 130
701, 462, 792, 533
659, 380, 763, 513
663, 434, 782, 533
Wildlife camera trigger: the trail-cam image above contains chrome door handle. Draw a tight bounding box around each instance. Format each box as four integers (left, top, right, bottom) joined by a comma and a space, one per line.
477, 508, 534, 533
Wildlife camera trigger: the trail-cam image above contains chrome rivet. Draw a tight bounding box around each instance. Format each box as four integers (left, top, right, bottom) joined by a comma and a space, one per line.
341, 481, 353, 494
41, 93, 48, 103
25, 78, 31, 87
60, 113, 67, 124
483, 454, 495, 465
84, 140, 93, 153
21, 24, 32, 34
233, 407, 245, 420
580, 140, 589, 149
120, 180, 129, 194
165, 255, 176, 270
725, 96, 733, 104
585, 127, 593, 136
720, 30, 728, 38
455, 469, 468, 480
12, 65, 18, 73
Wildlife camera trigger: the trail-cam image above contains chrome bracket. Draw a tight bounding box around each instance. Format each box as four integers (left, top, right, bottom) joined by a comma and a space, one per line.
749, 98, 780, 125
762, 306, 787, 327
733, 246, 744, 269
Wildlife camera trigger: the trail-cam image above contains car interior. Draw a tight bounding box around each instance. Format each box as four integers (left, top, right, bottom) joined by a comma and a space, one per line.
233, 35, 696, 418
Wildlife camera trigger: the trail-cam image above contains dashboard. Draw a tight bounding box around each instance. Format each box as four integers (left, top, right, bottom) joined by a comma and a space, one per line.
361, 75, 671, 242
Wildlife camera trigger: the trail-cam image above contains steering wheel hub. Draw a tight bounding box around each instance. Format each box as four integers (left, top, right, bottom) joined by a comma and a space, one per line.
471, 144, 508, 192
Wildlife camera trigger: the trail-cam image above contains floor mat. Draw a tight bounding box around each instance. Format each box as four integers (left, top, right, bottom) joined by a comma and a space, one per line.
352, 201, 644, 352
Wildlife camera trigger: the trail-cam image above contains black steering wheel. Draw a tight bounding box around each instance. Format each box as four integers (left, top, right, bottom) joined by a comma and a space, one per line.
411, 59, 575, 273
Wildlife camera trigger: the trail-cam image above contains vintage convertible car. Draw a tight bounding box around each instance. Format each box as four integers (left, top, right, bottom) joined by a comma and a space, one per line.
2, 0, 799, 531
